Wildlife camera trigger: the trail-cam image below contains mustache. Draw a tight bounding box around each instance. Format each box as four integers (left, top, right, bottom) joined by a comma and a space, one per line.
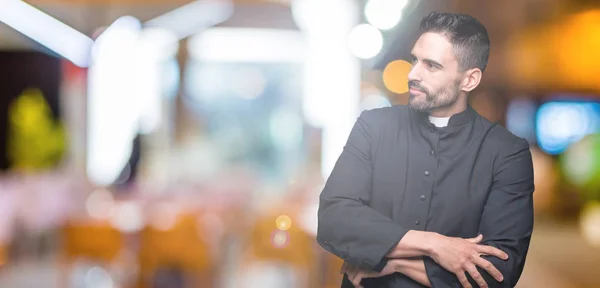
408, 81, 428, 93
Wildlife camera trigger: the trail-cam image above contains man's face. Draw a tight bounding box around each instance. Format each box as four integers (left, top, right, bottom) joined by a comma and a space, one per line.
407, 32, 464, 113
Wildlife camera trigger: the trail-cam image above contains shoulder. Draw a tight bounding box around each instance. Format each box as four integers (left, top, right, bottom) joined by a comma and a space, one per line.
478, 117, 531, 164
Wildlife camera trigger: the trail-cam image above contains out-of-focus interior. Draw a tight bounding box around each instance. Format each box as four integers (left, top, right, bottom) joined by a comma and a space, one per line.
0, 0, 599, 287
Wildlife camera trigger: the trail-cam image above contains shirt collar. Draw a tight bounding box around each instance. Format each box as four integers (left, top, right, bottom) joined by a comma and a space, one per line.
411, 105, 477, 128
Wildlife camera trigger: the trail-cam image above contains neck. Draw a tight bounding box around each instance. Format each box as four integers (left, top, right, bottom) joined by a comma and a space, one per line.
428, 96, 468, 118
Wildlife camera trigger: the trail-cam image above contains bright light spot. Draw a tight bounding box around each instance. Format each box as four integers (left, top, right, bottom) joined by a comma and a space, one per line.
84, 266, 114, 288
137, 27, 179, 62
87, 16, 142, 186
276, 215, 292, 231
364, 0, 408, 30
580, 202, 600, 248
271, 230, 290, 248
348, 24, 383, 59
109, 202, 144, 233
536, 102, 600, 155
188, 28, 305, 63
383, 59, 412, 94
86, 189, 115, 220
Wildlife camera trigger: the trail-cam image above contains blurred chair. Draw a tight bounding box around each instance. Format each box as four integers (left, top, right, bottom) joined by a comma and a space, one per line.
137, 212, 216, 288
59, 220, 125, 287
240, 208, 319, 288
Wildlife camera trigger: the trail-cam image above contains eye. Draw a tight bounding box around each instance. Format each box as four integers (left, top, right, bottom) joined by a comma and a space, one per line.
426, 62, 437, 70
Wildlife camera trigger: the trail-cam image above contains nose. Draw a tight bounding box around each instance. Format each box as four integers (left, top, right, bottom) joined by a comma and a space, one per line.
407, 63, 420, 82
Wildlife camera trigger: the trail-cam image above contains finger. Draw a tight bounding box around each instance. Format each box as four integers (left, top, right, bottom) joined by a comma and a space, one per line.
348, 266, 359, 279
466, 234, 483, 244
351, 271, 364, 288
456, 271, 473, 288
477, 245, 509, 260
474, 257, 504, 282
466, 264, 488, 288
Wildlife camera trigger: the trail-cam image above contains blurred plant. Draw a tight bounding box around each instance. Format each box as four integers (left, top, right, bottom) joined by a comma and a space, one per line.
7, 88, 66, 171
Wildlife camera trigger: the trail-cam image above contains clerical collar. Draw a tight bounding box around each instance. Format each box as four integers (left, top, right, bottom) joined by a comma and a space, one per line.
429, 116, 450, 127
411, 105, 477, 128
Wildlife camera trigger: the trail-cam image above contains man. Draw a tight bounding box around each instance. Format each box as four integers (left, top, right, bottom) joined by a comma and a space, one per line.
317, 12, 534, 288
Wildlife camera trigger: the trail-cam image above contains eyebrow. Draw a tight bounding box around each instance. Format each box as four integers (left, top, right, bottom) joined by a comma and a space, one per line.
410, 53, 444, 69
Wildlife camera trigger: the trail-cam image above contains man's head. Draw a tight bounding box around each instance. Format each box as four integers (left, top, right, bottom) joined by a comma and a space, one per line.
407, 12, 490, 114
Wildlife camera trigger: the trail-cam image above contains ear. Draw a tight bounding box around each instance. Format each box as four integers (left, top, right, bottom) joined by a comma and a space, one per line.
460, 68, 482, 92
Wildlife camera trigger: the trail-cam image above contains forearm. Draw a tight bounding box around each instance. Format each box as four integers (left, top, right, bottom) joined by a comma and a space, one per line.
386, 230, 439, 259
395, 258, 432, 287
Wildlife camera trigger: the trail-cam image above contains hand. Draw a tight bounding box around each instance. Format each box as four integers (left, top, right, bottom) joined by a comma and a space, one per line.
341, 260, 399, 288
429, 234, 508, 288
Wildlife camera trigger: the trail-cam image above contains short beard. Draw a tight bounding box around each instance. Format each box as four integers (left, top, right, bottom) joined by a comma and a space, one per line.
408, 80, 461, 113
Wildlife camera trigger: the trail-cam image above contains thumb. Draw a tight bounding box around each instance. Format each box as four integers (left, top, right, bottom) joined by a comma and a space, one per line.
466, 234, 483, 243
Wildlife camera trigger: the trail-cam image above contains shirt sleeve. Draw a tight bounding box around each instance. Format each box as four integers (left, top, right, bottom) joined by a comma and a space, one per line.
317, 110, 410, 272
423, 137, 535, 287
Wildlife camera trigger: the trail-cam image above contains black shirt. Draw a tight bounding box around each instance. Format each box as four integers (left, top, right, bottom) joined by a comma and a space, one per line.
317, 105, 534, 287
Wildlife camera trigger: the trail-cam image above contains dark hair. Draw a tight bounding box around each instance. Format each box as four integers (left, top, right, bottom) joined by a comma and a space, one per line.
419, 12, 490, 72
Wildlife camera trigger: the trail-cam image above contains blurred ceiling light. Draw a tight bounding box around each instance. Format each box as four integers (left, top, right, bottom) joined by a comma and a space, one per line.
137, 27, 179, 62
364, 0, 408, 30
348, 24, 383, 59
188, 28, 305, 63
145, 0, 233, 40
382, 59, 411, 94
291, 0, 360, 179
0, 0, 93, 67
87, 16, 142, 186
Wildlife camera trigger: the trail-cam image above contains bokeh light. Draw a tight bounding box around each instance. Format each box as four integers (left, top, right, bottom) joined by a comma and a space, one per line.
382, 60, 411, 94
348, 24, 383, 59
536, 101, 600, 155
271, 230, 290, 248
580, 201, 600, 248
364, 0, 408, 30
276, 215, 292, 231
561, 134, 600, 199
85, 189, 115, 220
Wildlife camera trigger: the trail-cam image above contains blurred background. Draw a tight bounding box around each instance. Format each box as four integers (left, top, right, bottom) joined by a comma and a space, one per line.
0, 0, 599, 287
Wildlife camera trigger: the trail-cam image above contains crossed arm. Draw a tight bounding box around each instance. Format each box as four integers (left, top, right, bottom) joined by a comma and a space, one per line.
317, 111, 534, 287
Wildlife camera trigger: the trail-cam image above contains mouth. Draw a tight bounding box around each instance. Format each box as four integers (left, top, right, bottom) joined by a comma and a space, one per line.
409, 87, 425, 95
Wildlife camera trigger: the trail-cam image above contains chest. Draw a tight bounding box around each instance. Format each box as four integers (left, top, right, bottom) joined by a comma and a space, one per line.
368, 122, 498, 232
